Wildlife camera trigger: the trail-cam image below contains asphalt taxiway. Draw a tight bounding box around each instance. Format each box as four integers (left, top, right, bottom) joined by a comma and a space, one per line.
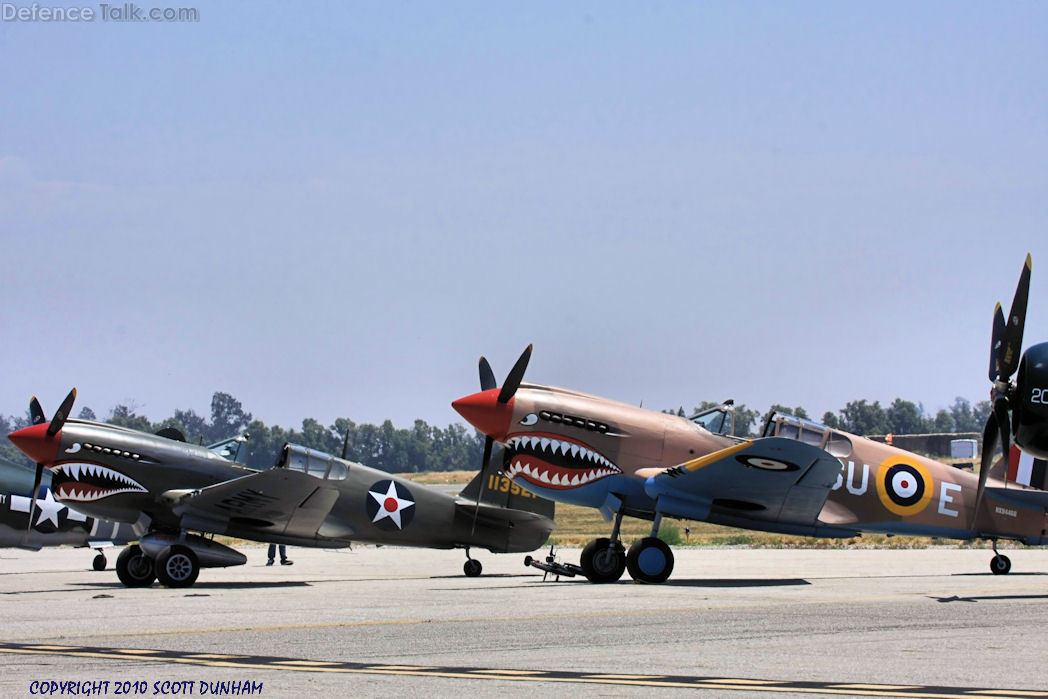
1, 545, 1047, 697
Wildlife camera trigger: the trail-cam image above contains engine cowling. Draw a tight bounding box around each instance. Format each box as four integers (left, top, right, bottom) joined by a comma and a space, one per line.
1015, 341, 1048, 459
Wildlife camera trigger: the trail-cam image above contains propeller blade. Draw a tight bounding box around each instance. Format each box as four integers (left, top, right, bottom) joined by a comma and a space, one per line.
976, 411, 999, 507
470, 436, 495, 536
989, 303, 1005, 382
998, 254, 1032, 380
46, 388, 77, 437
29, 397, 45, 426
478, 357, 497, 392
994, 396, 1012, 464
498, 344, 533, 404
22, 463, 44, 545
341, 428, 351, 461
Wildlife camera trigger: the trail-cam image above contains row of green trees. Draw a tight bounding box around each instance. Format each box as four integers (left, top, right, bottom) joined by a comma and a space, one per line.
2, 393, 991, 473
0, 393, 484, 474
671, 396, 991, 439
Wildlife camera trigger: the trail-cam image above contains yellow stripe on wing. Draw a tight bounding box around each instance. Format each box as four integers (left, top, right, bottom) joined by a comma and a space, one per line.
680, 441, 751, 472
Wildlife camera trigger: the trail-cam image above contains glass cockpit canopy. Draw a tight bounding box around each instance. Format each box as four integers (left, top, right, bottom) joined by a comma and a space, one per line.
689, 403, 735, 436
763, 412, 853, 458
277, 443, 349, 480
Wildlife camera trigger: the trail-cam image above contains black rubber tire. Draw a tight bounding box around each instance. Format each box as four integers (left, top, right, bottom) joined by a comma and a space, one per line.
155, 546, 200, 588
990, 554, 1012, 575
92, 553, 106, 571
116, 545, 155, 587
580, 537, 626, 583
463, 559, 483, 577
626, 537, 675, 584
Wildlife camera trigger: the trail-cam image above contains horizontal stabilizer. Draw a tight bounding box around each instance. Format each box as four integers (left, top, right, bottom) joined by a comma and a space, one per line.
984, 486, 1048, 511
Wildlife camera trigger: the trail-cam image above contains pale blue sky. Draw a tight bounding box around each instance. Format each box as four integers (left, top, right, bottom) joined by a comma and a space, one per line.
2, 1, 1045, 430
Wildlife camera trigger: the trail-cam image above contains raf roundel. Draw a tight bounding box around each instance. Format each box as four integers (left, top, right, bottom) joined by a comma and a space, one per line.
366, 480, 416, 532
876, 456, 933, 516
734, 455, 799, 472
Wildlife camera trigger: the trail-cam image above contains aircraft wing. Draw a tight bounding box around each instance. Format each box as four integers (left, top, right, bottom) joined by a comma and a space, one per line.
166, 468, 339, 540
645, 438, 841, 526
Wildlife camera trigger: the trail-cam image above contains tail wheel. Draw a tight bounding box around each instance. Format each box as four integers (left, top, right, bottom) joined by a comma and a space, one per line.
92, 553, 106, 571
116, 545, 155, 587
580, 537, 626, 583
626, 537, 675, 584
990, 554, 1012, 575
464, 559, 483, 577
156, 546, 200, 588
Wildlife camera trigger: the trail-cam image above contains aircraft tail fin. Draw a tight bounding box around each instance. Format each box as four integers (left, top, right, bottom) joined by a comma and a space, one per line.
1007, 445, 1048, 489
460, 469, 555, 520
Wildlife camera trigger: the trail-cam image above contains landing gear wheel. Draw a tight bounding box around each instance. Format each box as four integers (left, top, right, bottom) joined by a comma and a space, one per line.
155, 546, 199, 588
116, 545, 155, 587
626, 537, 674, 584
92, 553, 106, 571
580, 537, 626, 583
464, 559, 483, 577
990, 554, 1012, 575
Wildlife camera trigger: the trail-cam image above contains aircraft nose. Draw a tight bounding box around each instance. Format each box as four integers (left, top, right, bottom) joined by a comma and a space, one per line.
8, 423, 61, 465
452, 388, 515, 442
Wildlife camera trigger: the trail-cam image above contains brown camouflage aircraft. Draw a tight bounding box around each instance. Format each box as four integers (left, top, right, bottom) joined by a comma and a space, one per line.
453, 256, 1048, 584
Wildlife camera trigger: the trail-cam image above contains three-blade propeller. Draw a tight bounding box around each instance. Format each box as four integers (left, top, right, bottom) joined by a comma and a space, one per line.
21, 388, 76, 547
978, 255, 1032, 503
470, 345, 532, 535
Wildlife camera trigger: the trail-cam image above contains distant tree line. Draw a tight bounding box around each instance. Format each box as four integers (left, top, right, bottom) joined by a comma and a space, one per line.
1, 392, 991, 474
666, 396, 991, 439
0, 392, 483, 474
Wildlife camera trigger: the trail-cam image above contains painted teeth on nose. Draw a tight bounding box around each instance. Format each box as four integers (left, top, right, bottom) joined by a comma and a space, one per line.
570, 444, 580, 458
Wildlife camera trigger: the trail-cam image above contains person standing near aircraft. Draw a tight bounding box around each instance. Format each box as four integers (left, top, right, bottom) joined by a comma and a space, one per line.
266, 543, 292, 565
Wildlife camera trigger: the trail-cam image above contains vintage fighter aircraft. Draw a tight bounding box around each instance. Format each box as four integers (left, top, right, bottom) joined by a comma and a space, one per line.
7, 395, 555, 588
454, 256, 1048, 584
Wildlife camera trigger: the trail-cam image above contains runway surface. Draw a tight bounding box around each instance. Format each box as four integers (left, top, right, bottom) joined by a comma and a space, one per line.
2, 545, 1047, 697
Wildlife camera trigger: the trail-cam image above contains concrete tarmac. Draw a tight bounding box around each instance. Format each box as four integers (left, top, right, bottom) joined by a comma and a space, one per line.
1, 544, 1047, 697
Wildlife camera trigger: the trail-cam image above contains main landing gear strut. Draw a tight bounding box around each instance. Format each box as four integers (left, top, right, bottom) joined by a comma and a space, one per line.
463, 548, 483, 577
989, 539, 1012, 575
114, 532, 247, 588
578, 511, 675, 584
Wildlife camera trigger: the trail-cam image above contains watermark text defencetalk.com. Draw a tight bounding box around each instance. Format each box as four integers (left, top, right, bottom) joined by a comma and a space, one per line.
2, 3, 199, 22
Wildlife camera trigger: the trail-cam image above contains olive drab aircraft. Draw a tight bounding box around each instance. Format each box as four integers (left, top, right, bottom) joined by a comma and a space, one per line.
453, 255, 1048, 584
6, 393, 554, 588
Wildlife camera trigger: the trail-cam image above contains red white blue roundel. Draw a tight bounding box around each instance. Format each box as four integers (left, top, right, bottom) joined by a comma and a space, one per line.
366, 480, 415, 531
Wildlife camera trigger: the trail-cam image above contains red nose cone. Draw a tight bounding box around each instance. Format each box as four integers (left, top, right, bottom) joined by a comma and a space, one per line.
452, 389, 514, 442
8, 423, 61, 465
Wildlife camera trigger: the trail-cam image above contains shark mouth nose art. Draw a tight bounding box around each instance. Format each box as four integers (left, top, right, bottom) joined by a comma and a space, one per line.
504, 433, 621, 489
51, 463, 147, 502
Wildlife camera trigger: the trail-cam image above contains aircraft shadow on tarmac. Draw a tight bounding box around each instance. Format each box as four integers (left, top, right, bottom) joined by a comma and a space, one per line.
68, 581, 313, 590
442, 577, 812, 591
647, 577, 810, 588
932, 592, 1048, 603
